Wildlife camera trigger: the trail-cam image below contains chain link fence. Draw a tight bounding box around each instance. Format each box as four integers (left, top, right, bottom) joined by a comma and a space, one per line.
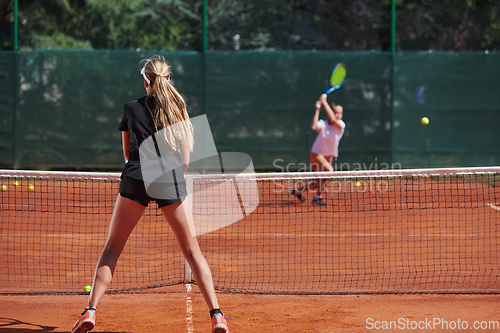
396, 0, 500, 51
1, 0, 499, 52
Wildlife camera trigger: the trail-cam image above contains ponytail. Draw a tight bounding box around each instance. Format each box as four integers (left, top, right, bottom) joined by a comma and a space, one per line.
141, 55, 194, 152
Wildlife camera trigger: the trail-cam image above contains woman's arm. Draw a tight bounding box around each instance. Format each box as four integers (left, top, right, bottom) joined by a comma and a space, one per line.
122, 131, 130, 162
320, 94, 343, 129
310, 100, 322, 131
180, 142, 190, 172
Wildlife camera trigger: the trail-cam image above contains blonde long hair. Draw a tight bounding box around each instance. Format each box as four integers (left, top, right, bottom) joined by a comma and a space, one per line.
141, 55, 194, 152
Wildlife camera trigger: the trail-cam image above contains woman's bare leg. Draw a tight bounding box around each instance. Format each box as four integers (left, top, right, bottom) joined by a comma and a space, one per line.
87, 195, 146, 309
309, 153, 334, 196
161, 201, 219, 310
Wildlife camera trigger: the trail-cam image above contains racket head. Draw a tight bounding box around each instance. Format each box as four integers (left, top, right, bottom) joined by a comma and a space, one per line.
325, 63, 347, 94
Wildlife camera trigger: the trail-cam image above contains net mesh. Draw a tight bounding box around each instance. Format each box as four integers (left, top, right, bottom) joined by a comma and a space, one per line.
0, 171, 184, 294
1, 167, 499, 295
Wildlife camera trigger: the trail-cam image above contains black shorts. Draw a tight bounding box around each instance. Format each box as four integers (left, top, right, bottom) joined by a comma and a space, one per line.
119, 176, 185, 208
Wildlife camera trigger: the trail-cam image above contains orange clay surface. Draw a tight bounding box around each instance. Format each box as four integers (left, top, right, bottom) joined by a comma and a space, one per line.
1, 286, 500, 332
1, 175, 499, 331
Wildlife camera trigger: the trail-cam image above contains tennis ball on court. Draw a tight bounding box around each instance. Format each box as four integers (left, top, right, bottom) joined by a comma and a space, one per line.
421, 117, 429, 125
1, 185, 7, 191
13, 180, 19, 186
355, 181, 361, 187
83, 285, 92, 294
28, 184, 35, 191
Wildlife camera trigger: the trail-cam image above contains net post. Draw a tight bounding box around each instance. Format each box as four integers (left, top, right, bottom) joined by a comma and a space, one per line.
184, 174, 193, 292
184, 259, 192, 293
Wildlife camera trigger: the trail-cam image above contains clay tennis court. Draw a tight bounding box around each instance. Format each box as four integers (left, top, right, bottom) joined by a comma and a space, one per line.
2, 288, 500, 332
1, 169, 499, 332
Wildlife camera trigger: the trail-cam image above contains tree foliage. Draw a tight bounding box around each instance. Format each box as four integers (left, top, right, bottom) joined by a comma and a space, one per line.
16, 0, 202, 50
2, 0, 500, 51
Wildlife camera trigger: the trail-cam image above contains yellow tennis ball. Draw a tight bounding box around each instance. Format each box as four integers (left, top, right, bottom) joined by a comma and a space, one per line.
355, 181, 361, 187
1, 185, 7, 191
83, 285, 92, 294
28, 184, 35, 191
421, 117, 429, 125
13, 180, 19, 186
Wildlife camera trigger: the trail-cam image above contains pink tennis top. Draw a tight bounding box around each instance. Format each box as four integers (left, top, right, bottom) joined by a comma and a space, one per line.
310, 119, 346, 157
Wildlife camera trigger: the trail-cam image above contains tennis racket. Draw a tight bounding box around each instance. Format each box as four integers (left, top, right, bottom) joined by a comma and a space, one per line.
324, 63, 347, 95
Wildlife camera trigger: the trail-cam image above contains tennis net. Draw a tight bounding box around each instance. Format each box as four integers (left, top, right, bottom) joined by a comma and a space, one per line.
1, 167, 499, 294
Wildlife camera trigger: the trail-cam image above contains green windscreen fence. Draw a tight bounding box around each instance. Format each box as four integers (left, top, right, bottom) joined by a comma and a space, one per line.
0, 51, 498, 171
393, 53, 500, 168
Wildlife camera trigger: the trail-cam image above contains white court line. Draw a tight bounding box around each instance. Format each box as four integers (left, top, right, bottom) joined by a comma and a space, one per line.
487, 203, 500, 211
186, 295, 194, 333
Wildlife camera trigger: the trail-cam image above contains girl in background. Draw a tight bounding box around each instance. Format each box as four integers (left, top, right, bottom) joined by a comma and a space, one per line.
291, 93, 345, 206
